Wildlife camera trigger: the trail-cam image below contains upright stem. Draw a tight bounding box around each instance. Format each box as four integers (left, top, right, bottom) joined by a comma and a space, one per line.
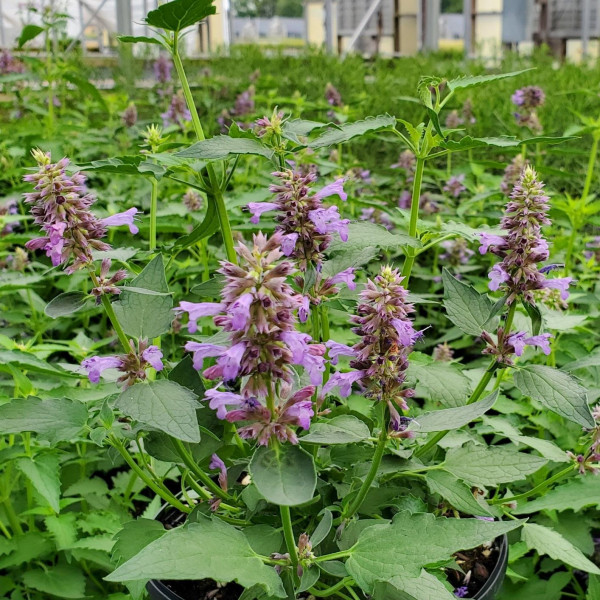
149, 178, 158, 251
343, 423, 387, 519
400, 156, 425, 284
582, 134, 599, 203
171, 34, 237, 264
415, 301, 517, 457
2, 498, 23, 536
90, 270, 130, 352
280, 505, 299, 577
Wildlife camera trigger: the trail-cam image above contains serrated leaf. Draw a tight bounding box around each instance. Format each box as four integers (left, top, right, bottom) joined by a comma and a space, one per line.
80, 156, 165, 178
145, 0, 216, 31
442, 269, 496, 336
0, 350, 78, 379
410, 390, 497, 432
408, 361, 472, 408
18, 24, 44, 48
249, 445, 316, 506
522, 523, 600, 574
0, 397, 87, 443
446, 69, 532, 92
309, 115, 396, 149
118, 35, 164, 45
176, 136, 273, 161
387, 571, 456, 600
511, 435, 569, 463
328, 221, 420, 255
23, 565, 86, 598
45, 291, 88, 318
442, 135, 575, 152
106, 517, 286, 597
0, 532, 52, 568
514, 477, 600, 514
282, 119, 327, 143
113, 254, 173, 339
426, 470, 493, 516
444, 443, 547, 487
16, 454, 61, 513
116, 380, 200, 443
300, 415, 371, 444
345, 511, 523, 593
322, 246, 380, 279
111, 519, 166, 567
513, 365, 593, 428
45, 513, 78, 550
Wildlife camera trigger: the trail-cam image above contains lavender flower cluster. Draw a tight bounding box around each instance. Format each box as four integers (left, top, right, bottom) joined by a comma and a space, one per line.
511, 85, 545, 132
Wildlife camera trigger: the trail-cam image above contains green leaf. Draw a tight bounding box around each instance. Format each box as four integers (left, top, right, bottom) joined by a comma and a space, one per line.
145, 0, 216, 31
175, 136, 273, 161
442, 269, 496, 336
309, 115, 396, 149
80, 156, 166, 179
311, 509, 333, 546
0, 397, 87, 443
173, 196, 219, 250
249, 445, 316, 506
522, 300, 542, 335
345, 511, 523, 593
444, 443, 547, 487
514, 477, 600, 514
63, 73, 108, 111
446, 69, 533, 92
410, 390, 497, 432
17, 24, 44, 48
442, 135, 575, 152
243, 525, 282, 556
511, 435, 569, 463
190, 274, 225, 297
426, 470, 493, 516
113, 254, 173, 339
44, 514, 78, 550
408, 361, 472, 408
328, 221, 420, 255
322, 246, 380, 279
300, 415, 371, 444
522, 523, 600, 574
106, 517, 286, 598
0, 532, 51, 569
282, 119, 327, 143
23, 565, 86, 599
45, 291, 88, 318
0, 350, 78, 379
387, 571, 456, 600
588, 575, 600, 600
118, 35, 164, 45
116, 380, 200, 443
513, 365, 593, 428
16, 454, 60, 513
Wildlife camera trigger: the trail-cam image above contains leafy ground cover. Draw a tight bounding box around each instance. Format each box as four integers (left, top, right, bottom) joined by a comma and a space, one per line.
1, 2, 600, 600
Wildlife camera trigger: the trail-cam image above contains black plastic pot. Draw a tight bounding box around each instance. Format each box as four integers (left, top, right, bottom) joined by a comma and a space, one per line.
147, 534, 509, 600
472, 534, 509, 600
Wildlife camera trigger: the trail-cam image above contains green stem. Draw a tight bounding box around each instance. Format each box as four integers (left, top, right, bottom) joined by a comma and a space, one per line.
582, 134, 599, 203
400, 156, 425, 284
314, 549, 354, 563
309, 578, 354, 597
172, 438, 232, 501
99, 294, 130, 352
280, 505, 299, 577
343, 424, 387, 519
110, 436, 190, 514
490, 465, 575, 506
2, 498, 23, 536
171, 34, 237, 265
149, 177, 158, 251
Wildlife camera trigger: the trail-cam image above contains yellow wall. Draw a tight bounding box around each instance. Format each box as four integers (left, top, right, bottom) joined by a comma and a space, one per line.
207, 0, 227, 49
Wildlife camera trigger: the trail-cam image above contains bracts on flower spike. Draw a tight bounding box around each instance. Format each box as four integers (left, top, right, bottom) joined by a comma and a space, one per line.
177, 232, 326, 447
323, 266, 422, 435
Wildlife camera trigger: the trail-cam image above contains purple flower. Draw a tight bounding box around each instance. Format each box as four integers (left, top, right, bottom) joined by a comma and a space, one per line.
454, 586, 469, 598
325, 82, 342, 107
102, 207, 139, 235
230, 293, 253, 330
122, 103, 137, 128
315, 178, 347, 201
175, 301, 225, 333
325, 340, 356, 365
308, 206, 349, 241
162, 92, 192, 129
488, 264, 510, 291
206, 388, 245, 419
153, 55, 173, 84
543, 277, 573, 301
184, 342, 226, 370
507, 332, 552, 356
209, 453, 228, 492
281, 233, 299, 256
141, 345, 164, 371
322, 370, 365, 397
247, 202, 278, 224
501, 155, 528, 196
328, 267, 356, 290
82, 355, 123, 383
512, 86, 545, 109
443, 173, 466, 198
219, 342, 247, 381
478, 233, 506, 255
298, 295, 310, 323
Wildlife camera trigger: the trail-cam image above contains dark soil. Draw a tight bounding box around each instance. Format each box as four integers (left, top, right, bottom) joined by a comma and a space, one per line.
158, 579, 244, 600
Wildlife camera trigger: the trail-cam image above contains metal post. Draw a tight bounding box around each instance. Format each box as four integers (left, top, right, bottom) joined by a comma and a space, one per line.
422, 0, 439, 51
325, 0, 333, 52
65, 0, 110, 52
463, 0, 471, 58
116, 0, 133, 36
342, 0, 384, 55
0, 0, 5, 48
78, 0, 85, 52
582, 0, 590, 59
143, 0, 148, 35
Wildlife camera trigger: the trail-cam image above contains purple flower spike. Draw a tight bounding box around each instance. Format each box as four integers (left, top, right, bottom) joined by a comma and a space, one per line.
219, 342, 246, 381
315, 178, 347, 201
281, 233, 299, 256
82, 355, 124, 383
454, 586, 469, 598
488, 264, 510, 291
230, 293, 253, 330
308, 206, 349, 241
478, 233, 506, 255
205, 388, 245, 419
141, 345, 164, 371
185, 342, 226, 370
507, 331, 552, 357
102, 207, 139, 235
247, 202, 278, 224
325, 340, 356, 365
323, 370, 364, 397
